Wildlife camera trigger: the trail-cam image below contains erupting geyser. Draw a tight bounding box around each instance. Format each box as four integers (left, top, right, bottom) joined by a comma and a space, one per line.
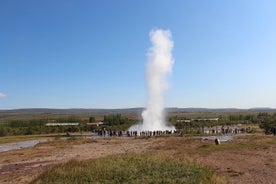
129, 29, 175, 132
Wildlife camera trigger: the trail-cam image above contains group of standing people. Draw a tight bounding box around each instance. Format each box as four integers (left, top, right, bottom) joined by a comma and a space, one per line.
204, 126, 251, 134
95, 129, 178, 137
94, 125, 254, 137
96, 129, 124, 137
127, 130, 177, 137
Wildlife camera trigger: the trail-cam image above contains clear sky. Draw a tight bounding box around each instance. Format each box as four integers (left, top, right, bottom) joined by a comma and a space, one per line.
0, 0, 276, 109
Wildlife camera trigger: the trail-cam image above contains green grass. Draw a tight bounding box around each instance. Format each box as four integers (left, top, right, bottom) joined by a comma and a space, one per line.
196, 142, 250, 153
31, 154, 218, 184
196, 134, 276, 154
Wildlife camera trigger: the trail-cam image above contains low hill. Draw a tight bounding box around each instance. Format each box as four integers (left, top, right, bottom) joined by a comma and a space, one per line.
0, 107, 275, 116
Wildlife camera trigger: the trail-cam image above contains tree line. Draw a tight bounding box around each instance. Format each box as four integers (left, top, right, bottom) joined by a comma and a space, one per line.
0, 112, 275, 137
170, 112, 276, 135
0, 114, 136, 136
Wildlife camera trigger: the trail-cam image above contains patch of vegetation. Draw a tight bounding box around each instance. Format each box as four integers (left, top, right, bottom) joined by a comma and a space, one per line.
37, 137, 98, 148
0, 134, 55, 144
31, 154, 218, 184
196, 134, 276, 154
170, 111, 276, 135
259, 113, 276, 134
1, 110, 276, 137
0, 113, 138, 137
196, 142, 249, 153
266, 139, 276, 145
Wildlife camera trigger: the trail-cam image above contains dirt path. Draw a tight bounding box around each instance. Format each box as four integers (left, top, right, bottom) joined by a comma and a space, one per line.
0, 135, 275, 184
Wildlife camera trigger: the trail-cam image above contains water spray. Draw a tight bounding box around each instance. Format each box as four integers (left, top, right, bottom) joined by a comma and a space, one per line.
129, 29, 175, 132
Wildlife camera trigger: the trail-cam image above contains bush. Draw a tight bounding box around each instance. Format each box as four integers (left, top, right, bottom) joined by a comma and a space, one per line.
0, 127, 7, 136
260, 119, 276, 134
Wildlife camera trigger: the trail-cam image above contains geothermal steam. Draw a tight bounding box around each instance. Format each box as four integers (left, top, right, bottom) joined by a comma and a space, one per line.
129, 29, 175, 132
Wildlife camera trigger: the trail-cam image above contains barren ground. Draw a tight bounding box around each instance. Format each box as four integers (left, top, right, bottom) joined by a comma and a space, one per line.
0, 134, 275, 184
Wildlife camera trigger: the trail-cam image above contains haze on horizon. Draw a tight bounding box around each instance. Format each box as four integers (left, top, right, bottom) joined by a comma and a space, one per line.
0, 1, 276, 110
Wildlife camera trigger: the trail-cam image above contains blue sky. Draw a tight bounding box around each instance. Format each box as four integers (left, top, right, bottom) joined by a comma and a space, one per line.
0, 0, 276, 109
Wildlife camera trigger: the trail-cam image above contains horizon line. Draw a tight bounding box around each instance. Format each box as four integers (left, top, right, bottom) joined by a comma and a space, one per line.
0, 107, 275, 111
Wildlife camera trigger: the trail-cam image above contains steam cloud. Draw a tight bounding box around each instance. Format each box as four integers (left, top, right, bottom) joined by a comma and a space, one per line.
129, 29, 175, 132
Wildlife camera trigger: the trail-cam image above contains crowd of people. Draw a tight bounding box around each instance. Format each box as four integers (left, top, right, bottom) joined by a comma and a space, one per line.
127, 130, 178, 137
94, 125, 252, 137
96, 129, 124, 137
203, 126, 252, 134
95, 129, 179, 137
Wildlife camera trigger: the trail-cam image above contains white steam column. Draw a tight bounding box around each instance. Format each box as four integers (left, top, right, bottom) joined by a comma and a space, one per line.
129, 29, 175, 132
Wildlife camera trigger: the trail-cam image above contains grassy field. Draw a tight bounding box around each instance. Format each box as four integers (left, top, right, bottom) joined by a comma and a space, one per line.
196, 134, 276, 154
1, 133, 276, 184
1, 108, 275, 184
31, 154, 218, 184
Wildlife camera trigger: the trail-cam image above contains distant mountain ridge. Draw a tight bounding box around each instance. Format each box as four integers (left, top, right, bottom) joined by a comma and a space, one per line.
0, 108, 144, 115
0, 107, 275, 115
